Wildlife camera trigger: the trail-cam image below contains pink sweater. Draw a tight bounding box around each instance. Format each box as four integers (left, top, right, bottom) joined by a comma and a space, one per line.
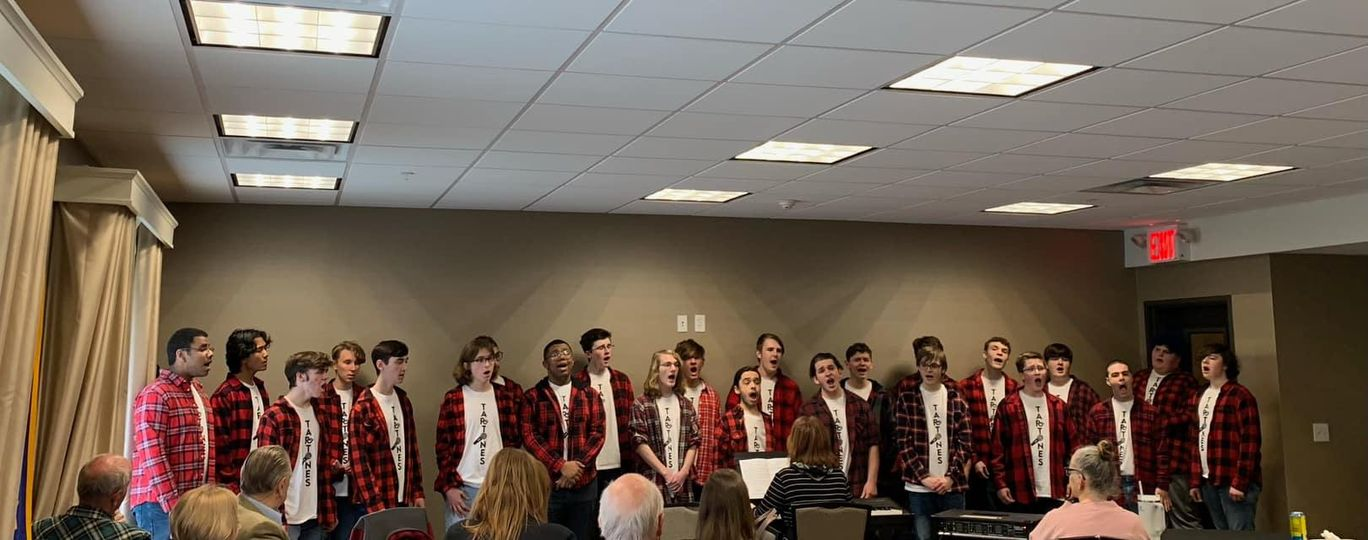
1029, 500, 1149, 540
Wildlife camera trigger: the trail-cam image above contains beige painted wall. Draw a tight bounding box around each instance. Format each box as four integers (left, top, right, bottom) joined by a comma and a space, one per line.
158, 203, 1138, 528
1269, 255, 1368, 538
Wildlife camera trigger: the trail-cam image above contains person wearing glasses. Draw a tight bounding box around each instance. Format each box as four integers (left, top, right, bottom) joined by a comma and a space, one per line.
522, 339, 607, 540
130, 328, 218, 540
436, 336, 523, 529
349, 340, 425, 514
572, 328, 636, 513
1028, 441, 1148, 540
212, 328, 272, 493
991, 352, 1077, 514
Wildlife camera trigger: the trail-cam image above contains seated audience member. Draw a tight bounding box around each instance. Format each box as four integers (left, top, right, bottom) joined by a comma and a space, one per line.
696, 469, 759, 540
447, 448, 573, 540
235, 446, 291, 540
598, 474, 664, 540
1028, 442, 1148, 540
171, 485, 240, 540
33, 454, 150, 540
753, 417, 852, 540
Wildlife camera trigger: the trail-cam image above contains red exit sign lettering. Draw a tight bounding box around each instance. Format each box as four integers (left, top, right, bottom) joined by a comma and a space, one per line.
1149, 227, 1180, 263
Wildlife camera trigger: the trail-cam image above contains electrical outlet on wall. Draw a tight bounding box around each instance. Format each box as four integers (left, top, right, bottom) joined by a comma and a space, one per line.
676, 314, 688, 333
1313, 423, 1330, 442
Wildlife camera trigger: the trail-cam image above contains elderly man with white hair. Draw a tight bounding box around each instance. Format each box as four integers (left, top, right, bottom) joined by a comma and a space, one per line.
598, 474, 663, 540
33, 454, 151, 540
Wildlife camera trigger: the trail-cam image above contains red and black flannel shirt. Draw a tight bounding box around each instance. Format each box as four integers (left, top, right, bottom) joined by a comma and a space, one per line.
210, 376, 269, 492
990, 392, 1076, 503
629, 394, 701, 505
130, 370, 216, 511
434, 384, 522, 494
725, 370, 802, 449
572, 367, 635, 469
685, 383, 723, 487
521, 378, 607, 490
715, 405, 781, 470
349, 387, 424, 513
800, 390, 880, 497
1084, 398, 1170, 495
894, 382, 971, 493
1055, 377, 1101, 431
1135, 368, 1199, 480
843, 378, 900, 492
256, 396, 340, 529
317, 383, 363, 497
958, 369, 1020, 467
1187, 382, 1261, 491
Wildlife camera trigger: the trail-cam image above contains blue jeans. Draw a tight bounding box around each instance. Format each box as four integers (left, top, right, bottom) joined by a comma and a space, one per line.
442, 484, 483, 530
1120, 475, 1139, 513
1201, 482, 1260, 531
907, 491, 966, 540
131, 503, 170, 540
288, 519, 323, 540
331, 496, 365, 540
549, 482, 597, 540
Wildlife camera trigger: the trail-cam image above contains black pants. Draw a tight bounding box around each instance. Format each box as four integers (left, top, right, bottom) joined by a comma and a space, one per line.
550, 482, 597, 540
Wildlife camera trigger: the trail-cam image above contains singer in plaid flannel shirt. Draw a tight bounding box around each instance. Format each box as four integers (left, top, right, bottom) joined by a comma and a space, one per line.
211, 328, 272, 493
349, 341, 424, 514
675, 339, 722, 488
256, 351, 341, 535
801, 353, 880, 498
1086, 360, 1171, 512
725, 334, 802, 449
717, 366, 782, 470
434, 337, 522, 527
896, 347, 972, 540
991, 353, 1077, 512
629, 350, 701, 505
1187, 345, 1261, 531
522, 339, 606, 540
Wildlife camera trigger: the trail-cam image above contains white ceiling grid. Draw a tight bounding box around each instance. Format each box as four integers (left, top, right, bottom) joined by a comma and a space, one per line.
14, 0, 1368, 229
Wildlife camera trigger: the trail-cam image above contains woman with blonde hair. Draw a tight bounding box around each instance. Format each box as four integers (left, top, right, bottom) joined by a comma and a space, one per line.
629, 350, 700, 505
447, 448, 572, 540
171, 485, 239, 540
753, 416, 852, 540
696, 469, 758, 540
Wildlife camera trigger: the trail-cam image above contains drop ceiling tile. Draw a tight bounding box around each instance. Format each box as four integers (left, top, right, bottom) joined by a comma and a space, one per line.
358, 123, 501, 149
474, 151, 604, 172
734, 46, 940, 89
377, 62, 554, 101
401, 0, 620, 30
611, 200, 714, 216
1290, 95, 1368, 121
1240, 0, 1368, 36
902, 170, 1034, 187
1196, 117, 1368, 144
777, 119, 934, 147
696, 161, 827, 180
967, 13, 1214, 66
1060, 0, 1295, 24
845, 148, 988, 169
950, 154, 1099, 174
590, 157, 717, 176
893, 126, 1057, 152
686, 83, 864, 117
388, 18, 588, 69
458, 168, 579, 187
796, 166, 922, 184
75, 108, 215, 137
195, 48, 378, 93
225, 158, 346, 178
511, 105, 670, 136
1304, 129, 1368, 148
206, 87, 367, 120
606, 0, 846, 42
1268, 45, 1368, 85
526, 186, 647, 212
1052, 159, 1196, 178
234, 187, 337, 206
73, 77, 202, 113
342, 164, 465, 208
47, 38, 193, 81
616, 137, 759, 160
493, 130, 632, 155
647, 113, 806, 140
368, 95, 525, 128
953, 101, 1140, 132
1080, 109, 1263, 138
1008, 133, 1175, 158
1114, 140, 1281, 163
568, 172, 682, 190
1123, 27, 1366, 76
435, 183, 557, 211
671, 177, 785, 192
540, 73, 715, 111
793, 0, 1040, 54
1026, 69, 1242, 107
1235, 145, 1366, 168
570, 33, 770, 81
1166, 79, 1367, 115
351, 146, 481, 167
824, 91, 1008, 125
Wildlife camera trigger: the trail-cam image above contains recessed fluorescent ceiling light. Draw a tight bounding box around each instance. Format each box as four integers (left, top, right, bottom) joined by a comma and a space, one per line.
233, 173, 339, 190
889, 56, 1093, 97
733, 141, 873, 164
186, 0, 388, 56
1149, 163, 1296, 182
217, 114, 356, 142
983, 202, 1094, 215
643, 189, 749, 203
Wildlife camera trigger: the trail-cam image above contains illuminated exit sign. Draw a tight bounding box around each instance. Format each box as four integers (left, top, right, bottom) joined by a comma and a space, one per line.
1148, 227, 1188, 263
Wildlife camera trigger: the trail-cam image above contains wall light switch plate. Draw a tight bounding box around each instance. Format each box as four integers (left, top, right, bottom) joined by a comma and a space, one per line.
676, 314, 688, 333
1313, 423, 1330, 442
694, 314, 706, 333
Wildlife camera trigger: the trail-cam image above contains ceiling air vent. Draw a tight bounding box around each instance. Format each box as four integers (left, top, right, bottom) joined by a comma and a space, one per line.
1083, 177, 1213, 195
221, 138, 347, 162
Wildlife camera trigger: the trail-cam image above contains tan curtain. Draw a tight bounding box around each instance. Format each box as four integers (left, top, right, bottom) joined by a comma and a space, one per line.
0, 80, 60, 538
33, 203, 137, 517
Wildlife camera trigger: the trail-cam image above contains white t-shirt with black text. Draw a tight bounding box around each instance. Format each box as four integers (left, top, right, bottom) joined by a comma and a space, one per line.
1020, 393, 1052, 498
458, 385, 503, 487
374, 389, 406, 503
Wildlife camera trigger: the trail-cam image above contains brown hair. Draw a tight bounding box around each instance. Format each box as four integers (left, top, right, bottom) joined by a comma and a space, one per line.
453, 336, 498, 384
284, 351, 333, 388
643, 350, 685, 400
786, 416, 838, 469
462, 448, 551, 540
171, 485, 238, 540
696, 469, 755, 540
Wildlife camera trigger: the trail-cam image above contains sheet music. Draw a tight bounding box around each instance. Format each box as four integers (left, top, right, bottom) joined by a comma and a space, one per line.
737, 454, 790, 499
